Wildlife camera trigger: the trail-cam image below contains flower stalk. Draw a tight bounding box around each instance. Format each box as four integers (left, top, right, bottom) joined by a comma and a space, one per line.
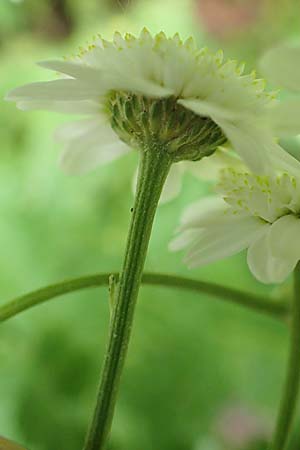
0, 273, 287, 323
270, 261, 300, 450
83, 146, 172, 450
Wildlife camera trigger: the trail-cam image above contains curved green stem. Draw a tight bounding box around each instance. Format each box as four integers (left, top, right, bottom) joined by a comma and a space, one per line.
270, 261, 300, 450
83, 148, 172, 450
145, 273, 287, 320
0, 273, 287, 324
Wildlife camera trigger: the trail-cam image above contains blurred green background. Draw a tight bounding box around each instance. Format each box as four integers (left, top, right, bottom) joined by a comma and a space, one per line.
1, 0, 300, 449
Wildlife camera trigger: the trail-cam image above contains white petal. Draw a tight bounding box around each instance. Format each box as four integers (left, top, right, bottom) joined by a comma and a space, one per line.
269, 215, 300, 261
169, 229, 200, 252
161, 42, 200, 96
215, 119, 271, 173
183, 215, 266, 267
159, 163, 185, 203
267, 141, 300, 178
107, 74, 172, 98
58, 119, 130, 174
55, 117, 101, 141
38, 59, 172, 98
268, 98, 300, 137
184, 148, 245, 181
179, 196, 229, 230
246, 217, 300, 284
37, 60, 102, 82
5, 79, 102, 102
95, 40, 173, 97
259, 44, 300, 92
16, 100, 100, 115
247, 229, 281, 284
221, 121, 300, 178
178, 98, 238, 121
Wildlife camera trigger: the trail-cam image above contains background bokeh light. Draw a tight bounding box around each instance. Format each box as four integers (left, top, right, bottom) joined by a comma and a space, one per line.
1, 1, 300, 449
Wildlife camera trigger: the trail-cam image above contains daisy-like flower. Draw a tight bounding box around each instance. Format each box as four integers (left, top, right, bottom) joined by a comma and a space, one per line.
170, 148, 300, 284
5, 29, 289, 202
260, 43, 300, 138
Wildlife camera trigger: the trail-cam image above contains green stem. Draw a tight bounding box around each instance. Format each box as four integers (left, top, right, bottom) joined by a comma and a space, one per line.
83, 148, 172, 450
270, 261, 300, 450
108, 274, 117, 316
144, 273, 287, 320
0, 273, 287, 323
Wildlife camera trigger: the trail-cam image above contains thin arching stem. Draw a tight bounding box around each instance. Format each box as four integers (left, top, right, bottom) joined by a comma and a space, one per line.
0, 273, 287, 324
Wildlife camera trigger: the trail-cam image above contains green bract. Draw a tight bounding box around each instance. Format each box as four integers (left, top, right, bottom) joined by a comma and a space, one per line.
107, 91, 226, 162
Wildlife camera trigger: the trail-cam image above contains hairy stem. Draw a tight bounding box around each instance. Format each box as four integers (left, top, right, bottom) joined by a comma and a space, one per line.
270, 261, 300, 450
83, 148, 172, 450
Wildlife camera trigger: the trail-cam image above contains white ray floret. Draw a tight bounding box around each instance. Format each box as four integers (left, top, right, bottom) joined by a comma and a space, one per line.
170, 148, 300, 284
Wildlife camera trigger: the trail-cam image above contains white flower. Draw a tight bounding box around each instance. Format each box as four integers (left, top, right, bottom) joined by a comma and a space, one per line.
5, 29, 287, 202
260, 43, 300, 138
170, 148, 300, 284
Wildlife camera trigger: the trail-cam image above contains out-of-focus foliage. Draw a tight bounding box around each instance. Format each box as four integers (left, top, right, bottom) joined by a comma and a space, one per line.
1, 0, 300, 449
195, 0, 300, 58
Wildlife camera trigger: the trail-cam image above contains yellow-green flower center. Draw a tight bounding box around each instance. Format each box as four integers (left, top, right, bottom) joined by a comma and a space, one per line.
219, 169, 300, 223
106, 91, 227, 162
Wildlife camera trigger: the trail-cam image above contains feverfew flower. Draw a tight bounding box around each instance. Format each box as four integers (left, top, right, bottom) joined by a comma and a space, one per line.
5, 29, 284, 202
170, 148, 300, 284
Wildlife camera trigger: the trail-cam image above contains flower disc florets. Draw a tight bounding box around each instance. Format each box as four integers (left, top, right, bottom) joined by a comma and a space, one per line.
218, 168, 300, 223
107, 91, 226, 162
